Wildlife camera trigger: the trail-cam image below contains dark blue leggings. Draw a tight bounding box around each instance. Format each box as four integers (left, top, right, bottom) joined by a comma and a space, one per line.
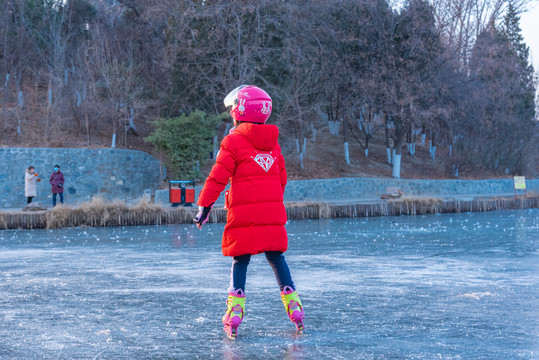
229, 251, 295, 293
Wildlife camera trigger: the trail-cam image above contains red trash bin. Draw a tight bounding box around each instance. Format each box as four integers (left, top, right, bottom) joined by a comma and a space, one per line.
169, 180, 195, 207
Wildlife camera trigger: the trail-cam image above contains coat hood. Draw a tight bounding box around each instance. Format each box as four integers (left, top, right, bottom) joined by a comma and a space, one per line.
234, 123, 279, 151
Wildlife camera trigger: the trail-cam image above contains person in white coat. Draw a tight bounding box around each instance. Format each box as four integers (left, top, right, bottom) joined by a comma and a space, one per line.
24, 166, 41, 204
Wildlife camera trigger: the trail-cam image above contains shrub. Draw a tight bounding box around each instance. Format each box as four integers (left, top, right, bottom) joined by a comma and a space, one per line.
145, 110, 227, 180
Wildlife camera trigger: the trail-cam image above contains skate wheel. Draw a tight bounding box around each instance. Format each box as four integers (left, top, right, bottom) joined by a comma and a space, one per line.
224, 326, 237, 340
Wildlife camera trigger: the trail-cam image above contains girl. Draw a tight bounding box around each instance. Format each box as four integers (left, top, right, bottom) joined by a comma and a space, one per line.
194, 85, 305, 339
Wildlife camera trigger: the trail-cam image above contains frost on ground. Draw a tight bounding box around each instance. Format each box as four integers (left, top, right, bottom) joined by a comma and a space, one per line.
0, 209, 537, 359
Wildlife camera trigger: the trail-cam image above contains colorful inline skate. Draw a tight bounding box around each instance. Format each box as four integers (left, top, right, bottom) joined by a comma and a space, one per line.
222, 289, 245, 340
281, 286, 305, 332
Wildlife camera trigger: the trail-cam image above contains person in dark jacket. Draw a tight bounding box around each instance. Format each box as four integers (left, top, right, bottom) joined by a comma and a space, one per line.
49, 164, 65, 206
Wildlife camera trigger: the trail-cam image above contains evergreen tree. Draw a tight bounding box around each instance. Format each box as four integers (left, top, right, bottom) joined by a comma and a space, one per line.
501, 3, 536, 122
145, 110, 227, 180
461, 19, 536, 174
503, 3, 531, 70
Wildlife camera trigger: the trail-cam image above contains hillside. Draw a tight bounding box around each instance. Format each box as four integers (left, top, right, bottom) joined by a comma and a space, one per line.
280, 126, 452, 181
4, 114, 532, 183
2, 0, 537, 184
158, 119, 534, 181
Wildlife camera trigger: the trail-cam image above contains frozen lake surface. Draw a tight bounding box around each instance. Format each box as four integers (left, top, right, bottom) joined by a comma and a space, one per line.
0, 209, 537, 359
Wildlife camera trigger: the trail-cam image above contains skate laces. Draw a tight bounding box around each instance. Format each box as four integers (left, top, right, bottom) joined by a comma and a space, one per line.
232, 288, 245, 297
226, 289, 245, 305
281, 286, 295, 295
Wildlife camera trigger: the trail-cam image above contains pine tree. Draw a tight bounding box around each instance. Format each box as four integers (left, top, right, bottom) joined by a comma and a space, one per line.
461, 15, 536, 174
501, 3, 535, 126
502, 3, 531, 70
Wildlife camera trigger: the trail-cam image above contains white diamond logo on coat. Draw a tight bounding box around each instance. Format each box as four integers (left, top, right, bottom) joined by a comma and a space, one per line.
253, 154, 275, 172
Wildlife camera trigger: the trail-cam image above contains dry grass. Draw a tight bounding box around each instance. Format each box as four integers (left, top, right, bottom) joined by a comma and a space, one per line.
318, 203, 332, 218
400, 197, 443, 205
131, 196, 164, 212
489, 192, 538, 201
285, 201, 320, 207
284, 201, 333, 219
45, 196, 164, 229
1, 194, 537, 230
0, 212, 8, 229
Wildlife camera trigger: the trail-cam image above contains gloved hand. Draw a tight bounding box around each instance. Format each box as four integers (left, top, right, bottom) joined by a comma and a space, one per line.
193, 204, 213, 229
58, 183, 63, 188
34, 173, 38, 176
37, 178, 41, 182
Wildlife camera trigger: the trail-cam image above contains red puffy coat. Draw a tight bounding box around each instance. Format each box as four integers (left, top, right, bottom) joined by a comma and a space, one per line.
197, 122, 288, 257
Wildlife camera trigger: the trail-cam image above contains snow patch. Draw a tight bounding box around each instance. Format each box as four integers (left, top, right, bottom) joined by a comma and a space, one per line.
458, 292, 494, 300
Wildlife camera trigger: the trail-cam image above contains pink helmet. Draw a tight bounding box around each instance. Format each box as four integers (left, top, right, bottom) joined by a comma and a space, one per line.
224, 85, 272, 124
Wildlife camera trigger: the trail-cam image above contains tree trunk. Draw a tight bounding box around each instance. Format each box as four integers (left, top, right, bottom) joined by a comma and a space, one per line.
406, 128, 412, 155
223, 123, 231, 137
212, 135, 218, 160
385, 114, 392, 165
392, 126, 405, 178
430, 131, 437, 161
343, 116, 349, 165
392, 153, 402, 178
85, 113, 90, 146
128, 107, 136, 132
17, 90, 23, 137
365, 136, 370, 157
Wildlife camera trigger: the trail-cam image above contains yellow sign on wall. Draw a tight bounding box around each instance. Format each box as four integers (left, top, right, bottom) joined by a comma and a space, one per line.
513, 176, 526, 190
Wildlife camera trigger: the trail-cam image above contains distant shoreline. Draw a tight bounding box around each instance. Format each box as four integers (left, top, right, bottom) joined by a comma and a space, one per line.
1, 194, 537, 230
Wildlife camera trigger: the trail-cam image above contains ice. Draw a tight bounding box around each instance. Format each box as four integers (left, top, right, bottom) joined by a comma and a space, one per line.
0, 209, 537, 359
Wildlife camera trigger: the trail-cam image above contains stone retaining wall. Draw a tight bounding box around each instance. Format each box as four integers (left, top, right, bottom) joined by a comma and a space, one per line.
154, 177, 538, 206
0, 148, 163, 208
282, 177, 539, 201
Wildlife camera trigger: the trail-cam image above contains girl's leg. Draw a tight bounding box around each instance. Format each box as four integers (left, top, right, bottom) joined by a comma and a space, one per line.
59, 193, 64, 204
228, 254, 251, 293
265, 251, 295, 291
224, 255, 250, 339
267, 251, 304, 330
52, 193, 57, 207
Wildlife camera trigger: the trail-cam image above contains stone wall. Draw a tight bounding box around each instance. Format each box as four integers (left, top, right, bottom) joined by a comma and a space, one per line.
0, 148, 163, 208
282, 177, 539, 202
154, 177, 539, 206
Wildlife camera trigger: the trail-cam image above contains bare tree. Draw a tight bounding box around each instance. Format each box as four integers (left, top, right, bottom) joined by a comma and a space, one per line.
431, 0, 533, 66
